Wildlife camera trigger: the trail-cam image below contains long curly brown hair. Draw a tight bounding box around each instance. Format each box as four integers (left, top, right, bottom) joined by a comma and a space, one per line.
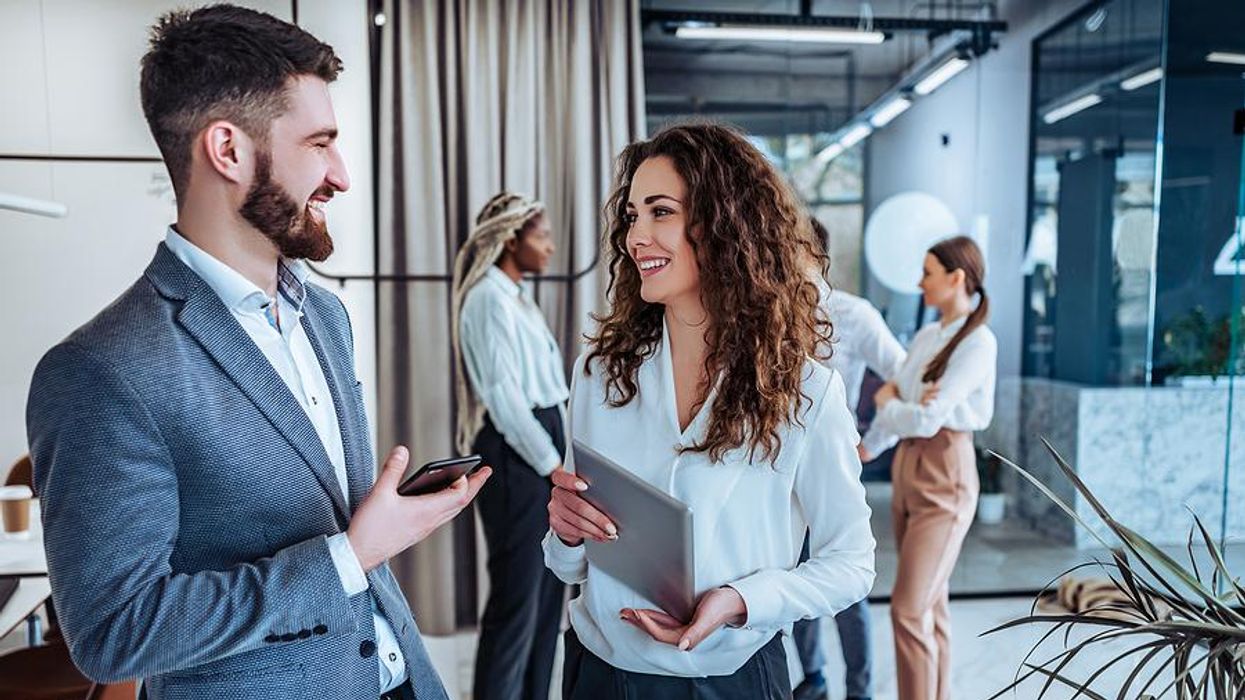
585, 123, 832, 464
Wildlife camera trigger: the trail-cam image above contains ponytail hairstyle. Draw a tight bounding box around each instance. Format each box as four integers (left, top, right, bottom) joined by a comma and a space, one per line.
922, 235, 989, 383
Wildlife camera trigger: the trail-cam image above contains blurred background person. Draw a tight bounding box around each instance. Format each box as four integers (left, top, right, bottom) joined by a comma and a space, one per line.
860, 235, 996, 700
792, 218, 906, 700
451, 192, 567, 700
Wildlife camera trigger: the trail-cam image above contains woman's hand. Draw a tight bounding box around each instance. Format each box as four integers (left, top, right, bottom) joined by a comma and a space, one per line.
873, 381, 898, 409
857, 443, 873, 464
548, 467, 617, 546
620, 586, 748, 651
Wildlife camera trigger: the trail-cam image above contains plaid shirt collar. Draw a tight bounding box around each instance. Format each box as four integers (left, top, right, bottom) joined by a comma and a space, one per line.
164, 226, 310, 323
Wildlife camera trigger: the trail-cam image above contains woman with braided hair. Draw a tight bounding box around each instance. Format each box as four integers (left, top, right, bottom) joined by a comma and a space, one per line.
452, 191, 568, 700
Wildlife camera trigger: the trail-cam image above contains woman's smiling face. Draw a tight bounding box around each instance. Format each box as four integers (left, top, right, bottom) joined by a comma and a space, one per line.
624, 155, 701, 307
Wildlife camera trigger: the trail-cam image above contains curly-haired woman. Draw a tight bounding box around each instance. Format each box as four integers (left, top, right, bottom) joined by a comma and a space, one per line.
542, 123, 876, 700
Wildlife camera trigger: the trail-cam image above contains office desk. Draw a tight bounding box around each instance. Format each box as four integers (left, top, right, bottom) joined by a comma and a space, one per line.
0, 502, 49, 644
0, 577, 50, 640
0, 502, 47, 577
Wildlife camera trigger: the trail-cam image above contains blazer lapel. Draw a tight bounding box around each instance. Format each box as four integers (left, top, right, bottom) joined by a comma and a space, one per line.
148, 245, 351, 522
300, 304, 372, 512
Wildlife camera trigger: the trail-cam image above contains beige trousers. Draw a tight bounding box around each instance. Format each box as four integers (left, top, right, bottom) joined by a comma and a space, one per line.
890, 429, 978, 700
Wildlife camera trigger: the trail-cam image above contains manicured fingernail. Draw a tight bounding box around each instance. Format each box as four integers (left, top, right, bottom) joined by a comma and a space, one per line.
678, 639, 690, 651
574, 480, 588, 491
605, 523, 617, 536
607, 533, 618, 541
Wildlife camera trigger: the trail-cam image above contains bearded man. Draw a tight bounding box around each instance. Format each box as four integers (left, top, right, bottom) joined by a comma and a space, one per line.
24, 6, 490, 699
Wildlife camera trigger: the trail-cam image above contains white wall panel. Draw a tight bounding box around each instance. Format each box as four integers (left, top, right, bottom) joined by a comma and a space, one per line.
0, 1, 52, 154
0, 160, 175, 465
34, 0, 290, 157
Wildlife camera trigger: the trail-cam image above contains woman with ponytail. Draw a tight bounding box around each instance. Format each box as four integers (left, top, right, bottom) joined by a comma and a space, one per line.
858, 235, 996, 700
452, 192, 568, 700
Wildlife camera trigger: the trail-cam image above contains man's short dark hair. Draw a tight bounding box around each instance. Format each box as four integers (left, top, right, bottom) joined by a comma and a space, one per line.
140, 4, 342, 198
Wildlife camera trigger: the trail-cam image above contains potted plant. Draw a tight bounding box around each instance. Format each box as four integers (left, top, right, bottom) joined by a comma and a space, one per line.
985, 438, 1245, 698
1159, 306, 1245, 386
975, 447, 1006, 524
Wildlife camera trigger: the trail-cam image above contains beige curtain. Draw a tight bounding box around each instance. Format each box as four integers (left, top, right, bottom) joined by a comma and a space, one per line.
376, 0, 645, 635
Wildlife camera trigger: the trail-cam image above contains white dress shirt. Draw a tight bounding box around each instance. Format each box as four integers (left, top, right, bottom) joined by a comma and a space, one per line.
165, 229, 407, 692
816, 281, 906, 457
459, 266, 570, 474
862, 316, 997, 454
542, 321, 875, 677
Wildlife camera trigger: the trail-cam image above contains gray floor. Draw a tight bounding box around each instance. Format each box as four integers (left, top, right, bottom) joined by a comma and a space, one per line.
867, 482, 1245, 600
818, 596, 1176, 700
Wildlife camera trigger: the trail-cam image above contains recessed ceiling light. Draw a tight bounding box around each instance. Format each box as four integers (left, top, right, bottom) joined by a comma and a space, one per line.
1120, 67, 1163, 91
1042, 93, 1103, 124
1206, 51, 1245, 65
913, 57, 970, 96
674, 25, 886, 45
869, 96, 912, 128
813, 142, 846, 166
839, 123, 874, 149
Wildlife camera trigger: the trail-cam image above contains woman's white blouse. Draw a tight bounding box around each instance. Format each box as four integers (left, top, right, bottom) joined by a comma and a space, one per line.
862, 317, 997, 453
542, 322, 875, 677
459, 267, 570, 474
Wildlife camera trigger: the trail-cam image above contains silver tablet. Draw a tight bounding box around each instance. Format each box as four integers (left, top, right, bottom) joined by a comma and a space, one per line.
572, 439, 696, 622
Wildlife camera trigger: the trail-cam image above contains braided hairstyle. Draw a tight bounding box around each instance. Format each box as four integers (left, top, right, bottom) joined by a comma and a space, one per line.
451, 191, 545, 454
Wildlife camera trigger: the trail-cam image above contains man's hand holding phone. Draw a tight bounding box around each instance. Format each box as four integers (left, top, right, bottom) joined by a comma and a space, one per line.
348, 445, 492, 572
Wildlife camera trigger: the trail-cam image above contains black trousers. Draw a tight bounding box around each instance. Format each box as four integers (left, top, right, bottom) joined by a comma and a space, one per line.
472, 406, 567, 700
562, 629, 792, 700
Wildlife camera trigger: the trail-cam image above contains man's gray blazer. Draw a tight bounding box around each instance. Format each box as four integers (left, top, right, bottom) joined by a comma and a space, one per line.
26, 243, 448, 699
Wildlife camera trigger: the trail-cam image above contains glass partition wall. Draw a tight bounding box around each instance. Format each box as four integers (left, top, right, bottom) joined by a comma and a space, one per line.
1011, 0, 1245, 587
639, 0, 1245, 601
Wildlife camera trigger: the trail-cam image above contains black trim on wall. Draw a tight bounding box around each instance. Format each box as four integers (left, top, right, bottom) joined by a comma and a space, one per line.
0, 154, 162, 163
366, 0, 383, 368
639, 9, 1006, 34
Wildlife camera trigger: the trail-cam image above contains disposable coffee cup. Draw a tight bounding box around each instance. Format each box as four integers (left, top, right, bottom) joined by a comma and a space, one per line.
0, 485, 33, 539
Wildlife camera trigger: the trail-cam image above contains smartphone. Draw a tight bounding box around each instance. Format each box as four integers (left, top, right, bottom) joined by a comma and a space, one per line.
397, 455, 484, 497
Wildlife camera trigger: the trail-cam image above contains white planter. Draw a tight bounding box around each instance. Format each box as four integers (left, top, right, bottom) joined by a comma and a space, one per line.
976, 493, 1006, 524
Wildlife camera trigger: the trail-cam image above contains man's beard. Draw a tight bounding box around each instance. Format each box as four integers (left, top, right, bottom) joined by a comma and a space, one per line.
239, 150, 334, 262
